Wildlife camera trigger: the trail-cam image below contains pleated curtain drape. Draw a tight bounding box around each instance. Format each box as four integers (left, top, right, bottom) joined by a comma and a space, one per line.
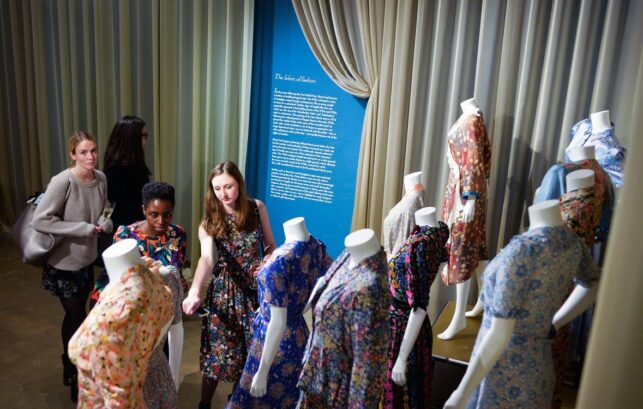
292, 0, 642, 316
0, 0, 255, 262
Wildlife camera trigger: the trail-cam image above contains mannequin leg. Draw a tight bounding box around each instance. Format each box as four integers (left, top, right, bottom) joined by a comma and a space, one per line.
465, 260, 488, 317
438, 279, 471, 340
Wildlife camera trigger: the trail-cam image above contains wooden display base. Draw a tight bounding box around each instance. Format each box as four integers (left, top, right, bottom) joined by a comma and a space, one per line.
430, 301, 482, 408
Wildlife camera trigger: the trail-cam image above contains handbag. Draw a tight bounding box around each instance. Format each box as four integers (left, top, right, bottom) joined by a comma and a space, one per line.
12, 177, 71, 267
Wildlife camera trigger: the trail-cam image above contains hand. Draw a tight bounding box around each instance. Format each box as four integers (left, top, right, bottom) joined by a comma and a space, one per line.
93, 225, 103, 235
250, 370, 268, 397
182, 291, 202, 315
444, 389, 466, 409
392, 357, 407, 386
462, 198, 476, 222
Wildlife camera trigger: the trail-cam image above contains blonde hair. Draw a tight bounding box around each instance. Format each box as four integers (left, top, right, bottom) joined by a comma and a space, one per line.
67, 130, 97, 155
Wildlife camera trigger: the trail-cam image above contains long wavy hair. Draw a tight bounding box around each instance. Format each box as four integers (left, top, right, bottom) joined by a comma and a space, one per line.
202, 161, 258, 239
103, 115, 150, 175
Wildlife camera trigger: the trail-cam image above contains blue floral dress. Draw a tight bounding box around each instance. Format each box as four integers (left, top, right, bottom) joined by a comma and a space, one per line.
201, 212, 261, 382
466, 226, 600, 409
297, 249, 390, 409
384, 222, 449, 409
227, 236, 333, 408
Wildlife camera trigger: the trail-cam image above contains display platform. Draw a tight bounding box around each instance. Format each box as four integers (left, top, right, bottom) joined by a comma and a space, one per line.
430, 301, 482, 408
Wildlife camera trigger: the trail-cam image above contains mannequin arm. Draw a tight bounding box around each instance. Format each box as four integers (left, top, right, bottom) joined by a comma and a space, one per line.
444, 317, 515, 409
168, 322, 184, 390
392, 307, 427, 385
183, 225, 215, 315
250, 306, 287, 397
552, 285, 598, 330
462, 198, 476, 222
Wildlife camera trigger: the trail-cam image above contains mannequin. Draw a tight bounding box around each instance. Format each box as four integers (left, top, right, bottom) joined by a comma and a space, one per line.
346, 228, 381, 267
567, 145, 596, 162
567, 169, 595, 192
444, 200, 599, 409
439, 97, 491, 340
383, 172, 425, 259
250, 217, 310, 397
392, 207, 438, 385
590, 110, 611, 133
70, 239, 174, 407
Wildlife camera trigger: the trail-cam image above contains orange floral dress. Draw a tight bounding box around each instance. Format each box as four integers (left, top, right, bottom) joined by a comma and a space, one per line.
68, 261, 173, 408
441, 110, 491, 284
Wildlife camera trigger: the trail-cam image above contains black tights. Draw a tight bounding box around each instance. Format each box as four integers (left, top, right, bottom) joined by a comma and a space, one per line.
59, 293, 89, 355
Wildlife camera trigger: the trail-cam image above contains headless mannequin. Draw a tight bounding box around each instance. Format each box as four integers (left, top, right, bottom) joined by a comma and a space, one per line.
444, 200, 597, 408
250, 217, 310, 397
161, 264, 184, 390
346, 229, 381, 268
438, 98, 489, 339
392, 207, 443, 386
103, 240, 173, 350
590, 110, 611, 133
567, 169, 595, 192
567, 145, 596, 162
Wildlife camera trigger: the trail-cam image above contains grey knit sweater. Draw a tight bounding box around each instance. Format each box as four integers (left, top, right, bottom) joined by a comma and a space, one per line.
33, 168, 113, 270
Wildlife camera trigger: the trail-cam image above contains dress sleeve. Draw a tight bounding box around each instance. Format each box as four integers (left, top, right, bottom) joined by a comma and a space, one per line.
573, 242, 600, 287
113, 225, 132, 242
263, 256, 289, 308
534, 165, 566, 203
461, 117, 490, 198
406, 237, 431, 311
347, 284, 388, 408
486, 239, 532, 319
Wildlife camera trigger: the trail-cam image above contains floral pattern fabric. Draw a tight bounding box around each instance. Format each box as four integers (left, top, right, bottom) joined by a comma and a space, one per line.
201, 212, 261, 382
535, 159, 614, 241
297, 249, 390, 409
382, 188, 425, 258
383, 222, 449, 409
228, 236, 333, 409
68, 261, 174, 408
565, 118, 626, 188
466, 226, 599, 409
441, 110, 491, 285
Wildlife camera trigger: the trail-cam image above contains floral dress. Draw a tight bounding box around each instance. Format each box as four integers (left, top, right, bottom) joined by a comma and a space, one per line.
68, 261, 174, 408
201, 212, 262, 382
297, 249, 390, 409
550, 186, 601, 409
227, 236, 333, 408
466, 226, 599, 409
441, 110, 491, 284
382, 188, 425, 258
383, 222, 449, 409
565, 118, 626, 188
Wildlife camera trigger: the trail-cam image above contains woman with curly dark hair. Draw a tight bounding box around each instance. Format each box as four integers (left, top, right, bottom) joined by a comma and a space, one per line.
183, 161, 275, 409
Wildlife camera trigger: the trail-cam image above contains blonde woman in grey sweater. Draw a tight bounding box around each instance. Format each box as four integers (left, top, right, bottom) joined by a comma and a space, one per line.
33, 130, 112, 402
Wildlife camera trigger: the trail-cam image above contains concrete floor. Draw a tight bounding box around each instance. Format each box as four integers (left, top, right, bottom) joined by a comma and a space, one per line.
0, 232, 231, 409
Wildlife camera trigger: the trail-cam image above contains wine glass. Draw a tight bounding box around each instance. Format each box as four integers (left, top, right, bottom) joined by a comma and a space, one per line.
102, 200, 116, 220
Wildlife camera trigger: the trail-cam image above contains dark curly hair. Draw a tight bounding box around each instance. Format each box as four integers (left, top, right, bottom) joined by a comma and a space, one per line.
142, 181, 175, 207
103, 115, 151, 175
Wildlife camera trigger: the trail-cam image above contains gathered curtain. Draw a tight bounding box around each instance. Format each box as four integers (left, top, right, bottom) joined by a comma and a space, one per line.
0, 0, 255, 262
293, 0, 642, 316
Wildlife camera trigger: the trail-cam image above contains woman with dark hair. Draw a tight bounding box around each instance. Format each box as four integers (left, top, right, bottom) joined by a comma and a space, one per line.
102, 115, 151, 233
183, 161, 276, 409
33, 131, 112, 402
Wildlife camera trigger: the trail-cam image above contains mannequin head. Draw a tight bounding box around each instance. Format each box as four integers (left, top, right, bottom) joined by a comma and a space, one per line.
345, 229, 380, 267
590, 110, 611, 133
403, 172, 423, 193
415, 207, 438, 227
283, 217, 310, 243
460, 98, 478, 115
566, 169, 595, 192
567, 145, 596, 162
528, 200, 564, 230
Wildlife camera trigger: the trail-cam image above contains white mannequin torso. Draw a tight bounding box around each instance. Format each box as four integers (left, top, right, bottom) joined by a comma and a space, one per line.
283, 217, 310, 243
566, 169, 595, 192
415, 207, 438, 227
346, 229, 380, 267
567, 145, 596, 161
590, 110, 611, 133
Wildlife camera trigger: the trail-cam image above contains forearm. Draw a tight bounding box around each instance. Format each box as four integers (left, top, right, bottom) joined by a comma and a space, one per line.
257, 307, 287, 374
168, 322, 184, 390
396, 308, 426, 361
187, 258, 214, 299
553, 285, 598, 330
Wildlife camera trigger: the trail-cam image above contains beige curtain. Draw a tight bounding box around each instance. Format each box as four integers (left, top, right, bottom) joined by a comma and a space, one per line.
293, 0, 642, 317
0, 0, 255, 264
